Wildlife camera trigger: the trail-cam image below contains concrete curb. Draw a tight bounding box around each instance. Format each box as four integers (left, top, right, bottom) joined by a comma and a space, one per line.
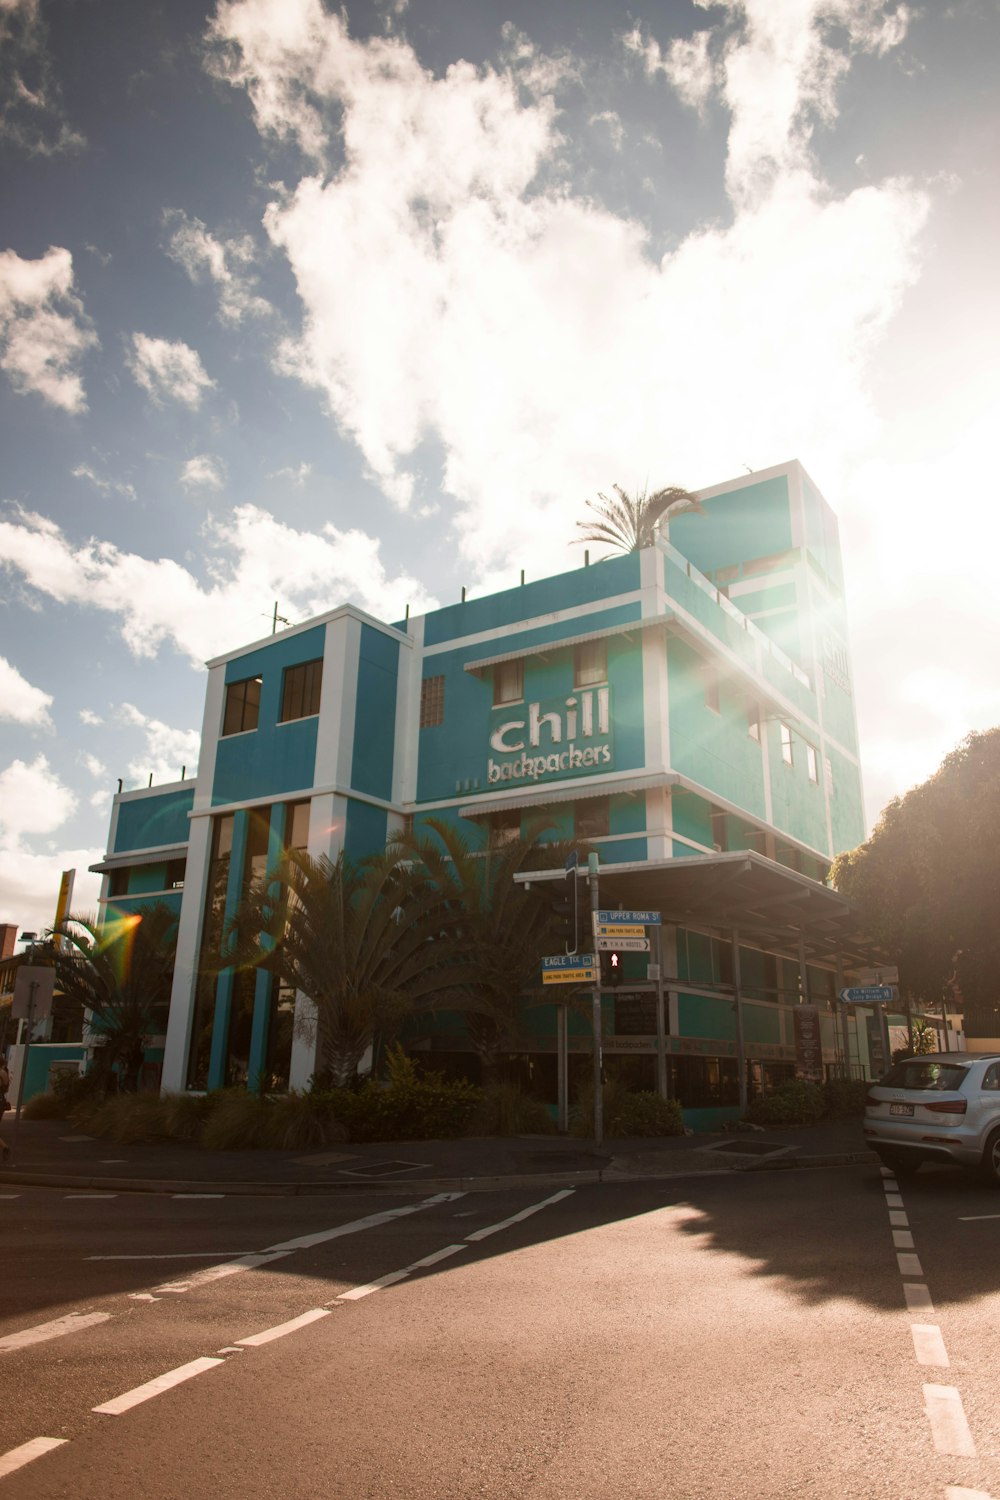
0, 1151, 879, 1196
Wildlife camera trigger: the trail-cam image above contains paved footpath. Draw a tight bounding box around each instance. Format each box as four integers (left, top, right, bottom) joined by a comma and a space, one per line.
0, 1114, 877, 1194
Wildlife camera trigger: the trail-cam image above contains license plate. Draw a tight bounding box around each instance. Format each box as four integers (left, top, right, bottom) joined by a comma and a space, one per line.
889, 1103, 914, 1117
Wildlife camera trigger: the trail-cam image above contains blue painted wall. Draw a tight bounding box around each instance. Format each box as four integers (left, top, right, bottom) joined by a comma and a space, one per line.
114, 787, 194, 853
423, 555, 641, 646
213, 625, 326, 805
351, 625, 399, 800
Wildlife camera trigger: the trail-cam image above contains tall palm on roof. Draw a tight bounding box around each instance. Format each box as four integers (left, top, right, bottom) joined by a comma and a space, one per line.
575, 483, 703, 555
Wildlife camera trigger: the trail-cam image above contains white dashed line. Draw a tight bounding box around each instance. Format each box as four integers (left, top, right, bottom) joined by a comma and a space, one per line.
885, 1193, 905, 1208
897, 1251, 923, 1276
904, 1283, 935, 1314
910, 1323, 949, 1367
236, 1308, 331, 1346
64, 1193, 118, 1200
172, 1193, 224, 1199
0, 1311, 112, 1353
0, 1436, 68, 1479
888, 1209, 908, 1226
88, 1252, 254, 1261
464, 1188, 575, 1242
93, 1356, 223, 1415
923, 1384, 976, 1457
263, 1192, 463, 1255
892, 1228, 915, 1249
0, 1195, 20, 1200
336, 1243, 467, 1302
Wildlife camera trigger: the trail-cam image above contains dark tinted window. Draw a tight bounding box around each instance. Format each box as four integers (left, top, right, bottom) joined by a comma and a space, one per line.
882, 1060, 969, 1091
223, 676, 261, 735
279, 660, 322, 722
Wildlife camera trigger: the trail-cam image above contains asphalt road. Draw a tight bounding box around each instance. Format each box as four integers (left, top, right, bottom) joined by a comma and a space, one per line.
1, 1163, 998, 1499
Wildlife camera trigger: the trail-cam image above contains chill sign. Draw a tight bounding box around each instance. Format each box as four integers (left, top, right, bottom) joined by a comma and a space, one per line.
488, 687, 612, 785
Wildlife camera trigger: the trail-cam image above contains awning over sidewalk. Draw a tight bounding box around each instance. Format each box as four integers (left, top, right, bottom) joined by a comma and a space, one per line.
517, 850, 888, 971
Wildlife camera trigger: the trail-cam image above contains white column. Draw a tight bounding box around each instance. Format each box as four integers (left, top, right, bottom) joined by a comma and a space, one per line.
160, 814, 213, 1092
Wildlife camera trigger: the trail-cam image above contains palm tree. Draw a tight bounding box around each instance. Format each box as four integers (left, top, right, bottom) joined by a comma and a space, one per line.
225, 846, 469, 1087
576, 482, 703, 555
52, 905, 177, 1092
393, 818, 583, 1081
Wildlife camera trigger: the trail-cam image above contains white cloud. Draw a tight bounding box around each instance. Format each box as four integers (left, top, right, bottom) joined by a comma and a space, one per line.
269, 460, 312, 485
0, 246, 96, 410
72, 462, 137, 502
0, 0, 85, 156
0, 502, 439, 665
79, 707, 103, 726
164, 209, 272, 324
180, 453, 226, 491
119, 703, 200, 788
624, 25, 718, 114
81, 752, 106, 779
128, 332, 215, 408
0, 752, 100, 933
589, 110, 624, 150
0, 654, 52, 727
89, 789, 111, 813
206, 0, 927, 583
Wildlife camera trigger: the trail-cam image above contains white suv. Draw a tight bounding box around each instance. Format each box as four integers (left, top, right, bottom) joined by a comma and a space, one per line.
864, 1053, 1000, 1182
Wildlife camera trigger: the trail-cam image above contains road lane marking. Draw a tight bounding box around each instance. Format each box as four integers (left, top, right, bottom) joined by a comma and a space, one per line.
945, 1487, 997, 1499
464, 1188, 575, 1242
152, 1250, 291, 1294
0, 1195, 19, 1200
172, 1193, 224, 1199
59, 1135, 94, 1142
882, 1178, 898, 1191
885, 1193, 904, 1208
904, 1283, 935, 1314
93, 1356, 223, 1415
336, 1243, 467, 1302
923, 1384, 976, 1457
65, 1193, 118, 1199
889, 1210, 908, 1226
262, 1192, 463, 1255
911, 1323, 949, 1367
958, 1213, 1000, 1222
236, 1309, 331, 1346
99, 1159, 127, 1163
897, 1251, 923, 1276
0, 1311, 112, 1353
0, 1437, 68, 1478
892, 1229, 915, 1250
88, 1252, 256, 1260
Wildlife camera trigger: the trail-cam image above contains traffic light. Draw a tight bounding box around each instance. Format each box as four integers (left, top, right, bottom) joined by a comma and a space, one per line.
600, 950, 623, 987
549, 882, 576, 954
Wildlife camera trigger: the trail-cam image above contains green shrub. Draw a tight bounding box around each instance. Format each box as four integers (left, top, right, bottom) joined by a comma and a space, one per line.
159, 1091, 216, 1142
571, 1078, 683, 1139
610, 1090, 684, 1138
746, 1078, 826, 1127
822, 1077, 871, 1118
198, 1090, 273, 1151
472, 1080, 554, 1136
22, 1090, 67, 1120
259, 1092, 347, 1150
69, 1093, 175, 1142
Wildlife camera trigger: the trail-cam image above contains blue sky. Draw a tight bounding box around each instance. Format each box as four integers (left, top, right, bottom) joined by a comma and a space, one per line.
1, 0, 998, 932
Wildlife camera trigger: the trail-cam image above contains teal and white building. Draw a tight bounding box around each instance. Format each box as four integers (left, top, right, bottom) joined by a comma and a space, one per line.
94, 460, 884, 1128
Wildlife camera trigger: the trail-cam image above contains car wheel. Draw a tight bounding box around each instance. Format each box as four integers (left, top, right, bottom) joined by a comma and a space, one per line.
980, 1128, 1000, 1187
879, 1152, 920, 1179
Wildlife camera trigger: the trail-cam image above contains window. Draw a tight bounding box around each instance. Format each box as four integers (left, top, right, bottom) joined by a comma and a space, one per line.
108, 868, 129, 899
704, 667, 720, 714
490, 809, 521, 847
420, 675, 445, 727
710, 809, 728, 852
574, 639, 607, 688
806, 743, 819, 783
222, 676, 261, 736
166, 858, 186, 890
575, 798, 610, 841
286, 800, 311, 852
279, 659, 322, 723
493, 658, 524, 706
982, 1064, 1000, 1092
747, 702, 760, 742
780, 722, 793, 765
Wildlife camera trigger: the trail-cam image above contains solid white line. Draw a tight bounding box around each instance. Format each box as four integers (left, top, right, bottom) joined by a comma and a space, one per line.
262, 1192, 463, 1255
464, 1188, 575, 1242
93, 1356, 223, 1415
236, 1308, 331, 1346
892, 1228, 915, 1250
0, 1311, 112, 1353
172, 1193, 224, 1199
65, 1194, 118, 1199
888, 1210, 909, 1227
88, 1252, 255, 1261
958, 1214, 1000, 1222
924, 1384, 977, 1457
0, 1195, 19, 1200
0, 1436, 68, 1478
911, 1323, 949, 1367
904, 1283, 935, 1315
898, 1251, 924, 1276
152, 1250, 290, 1293
336, 1243, 467, 1302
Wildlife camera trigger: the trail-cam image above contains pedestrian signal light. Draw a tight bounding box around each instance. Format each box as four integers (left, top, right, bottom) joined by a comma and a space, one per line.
600, 951, 623, 987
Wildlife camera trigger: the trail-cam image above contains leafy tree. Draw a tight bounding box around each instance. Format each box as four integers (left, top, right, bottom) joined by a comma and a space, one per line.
394, 818, 585, 1080
52, 905, 177, 1092
225, 846, 469, 1087
575, 482, 703, 555
832, 728, 1000, 1034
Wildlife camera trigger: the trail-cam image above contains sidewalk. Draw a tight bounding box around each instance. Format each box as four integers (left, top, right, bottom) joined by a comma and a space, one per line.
0, 1116, 878, 1195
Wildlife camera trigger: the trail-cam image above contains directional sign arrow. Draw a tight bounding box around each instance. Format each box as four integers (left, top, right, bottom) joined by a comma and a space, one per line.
838, 985, 895, 1005
597, 937, 650, 952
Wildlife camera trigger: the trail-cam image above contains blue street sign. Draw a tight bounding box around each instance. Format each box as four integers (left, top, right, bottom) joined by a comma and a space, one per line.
838, 985, 895, 1005
595, 909, 662, 926
564, 851, 579, 871
543, 953, 597, 970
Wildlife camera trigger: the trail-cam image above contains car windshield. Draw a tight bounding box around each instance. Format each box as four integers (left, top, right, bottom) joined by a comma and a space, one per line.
882, 1060, 969, 1092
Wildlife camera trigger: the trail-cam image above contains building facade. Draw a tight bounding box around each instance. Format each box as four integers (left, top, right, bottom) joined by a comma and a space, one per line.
95, 461, 880, 1127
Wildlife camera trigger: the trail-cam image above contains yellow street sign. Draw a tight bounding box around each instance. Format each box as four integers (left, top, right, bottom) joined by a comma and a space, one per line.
542, 969, 597, 985
594, 923, 645, 939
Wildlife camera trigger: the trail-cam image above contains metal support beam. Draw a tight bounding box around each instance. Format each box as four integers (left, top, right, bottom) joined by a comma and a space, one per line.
731, 927, 747, 1113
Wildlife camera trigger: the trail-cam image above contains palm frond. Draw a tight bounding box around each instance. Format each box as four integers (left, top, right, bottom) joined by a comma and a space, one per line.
575, 482, 703, 555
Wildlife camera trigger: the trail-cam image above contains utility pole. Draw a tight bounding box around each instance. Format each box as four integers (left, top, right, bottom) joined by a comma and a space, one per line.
587, 852, 603, 1144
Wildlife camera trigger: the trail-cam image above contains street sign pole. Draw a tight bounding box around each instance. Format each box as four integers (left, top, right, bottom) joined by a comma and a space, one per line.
588, 853, 603, 1145
14, 981, 37, 1127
